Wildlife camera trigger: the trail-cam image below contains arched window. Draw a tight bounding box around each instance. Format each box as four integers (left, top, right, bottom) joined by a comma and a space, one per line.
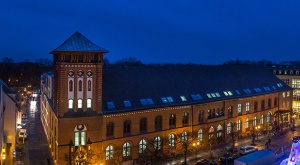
154, 136, 162, 150
274, 97, 278, 107
74, 124, 86, 146
261, 100, 265, 110
140, 118, 147, 133
69, 80, 73, 92
68, 99, 73, 109
182, 131, 188, 142
268, 99, 272, 108
87, 98, 92, 108
79, 80, 82, 91
253, 117, 257, 126
237, 120, 241, 131
78, 99, 83, 109
169, 114, 176, 127
227, 123, 231, 134
198, 110, 204, 123
155, 116, 162, 130
123, 142, 131, 157
182, 112, 189, 125
139, 139, 147, 154
209, 126, 214, 139
267, 112, 271, 123
198, 129, 203, 141
217, 125, 223, 137
106, 122, 114, 137
246, 118, 249, 128
254, 101, 258, 111
169, 134, 176, 147
260, 115, 264, 124
123, 120, 131, 135
105, 145, 114, 160
88, 80, 92, 91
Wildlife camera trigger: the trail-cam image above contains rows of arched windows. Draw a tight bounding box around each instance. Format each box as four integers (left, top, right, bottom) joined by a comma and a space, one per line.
68, 80, 92, 92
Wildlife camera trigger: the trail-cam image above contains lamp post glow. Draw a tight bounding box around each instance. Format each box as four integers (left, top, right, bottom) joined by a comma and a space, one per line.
193, 141, 200, 159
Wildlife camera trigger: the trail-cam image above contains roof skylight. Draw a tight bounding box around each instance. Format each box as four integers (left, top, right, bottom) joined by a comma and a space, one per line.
191, 94, 202, 101
123, 100, 132, 108
140, 98, 154, 106
107, 102, 115, 109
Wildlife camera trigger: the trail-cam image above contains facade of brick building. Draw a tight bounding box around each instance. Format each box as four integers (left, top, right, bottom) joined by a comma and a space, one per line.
40, 32, 293, 165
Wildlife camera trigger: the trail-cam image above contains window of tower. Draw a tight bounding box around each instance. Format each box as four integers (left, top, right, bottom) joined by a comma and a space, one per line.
79, 80, 82, 91
78, 99, 83, 109
68, 99, 73, 109
69, 80, 73, 92
88, 80, 91, 91
87, 98, 92, 108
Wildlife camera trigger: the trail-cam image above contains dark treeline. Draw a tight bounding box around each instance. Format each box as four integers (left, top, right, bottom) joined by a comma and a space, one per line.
1, 56, 299, 89
0, 57, 52, 88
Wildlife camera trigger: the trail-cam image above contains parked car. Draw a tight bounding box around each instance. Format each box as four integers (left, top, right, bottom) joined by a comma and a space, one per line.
218, 152, 240, 164
239, 146, 258, 155
195, 158, 217, 165
292, 136, 300, 143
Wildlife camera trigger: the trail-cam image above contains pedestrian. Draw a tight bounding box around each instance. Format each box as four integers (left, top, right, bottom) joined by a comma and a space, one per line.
268, 138, 271, 145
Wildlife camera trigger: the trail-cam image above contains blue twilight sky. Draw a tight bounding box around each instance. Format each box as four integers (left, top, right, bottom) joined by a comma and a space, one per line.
1, 1, 300, 65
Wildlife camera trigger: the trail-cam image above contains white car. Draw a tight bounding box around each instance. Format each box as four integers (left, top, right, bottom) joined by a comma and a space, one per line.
239, 146, 258, 155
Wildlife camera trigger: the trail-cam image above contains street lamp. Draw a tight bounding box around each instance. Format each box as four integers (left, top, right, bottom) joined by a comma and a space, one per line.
69, 140, 74, 165
193, 141, 200, 159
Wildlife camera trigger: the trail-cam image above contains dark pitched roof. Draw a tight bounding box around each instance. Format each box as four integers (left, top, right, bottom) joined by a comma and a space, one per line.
50, 31, 109, 53
102, 65, 292, 114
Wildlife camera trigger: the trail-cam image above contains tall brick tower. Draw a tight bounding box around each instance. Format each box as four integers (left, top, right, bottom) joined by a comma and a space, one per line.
50, 31, 108, 116
49, 32, 108, 164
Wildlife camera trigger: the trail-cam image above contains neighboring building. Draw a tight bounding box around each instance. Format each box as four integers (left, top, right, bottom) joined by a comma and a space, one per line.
269, 65, 300, 124
40, 32, 293, 165
0, 80, 18, 164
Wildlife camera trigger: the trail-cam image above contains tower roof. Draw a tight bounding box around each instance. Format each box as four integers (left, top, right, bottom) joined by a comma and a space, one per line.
50, 31, 109, 54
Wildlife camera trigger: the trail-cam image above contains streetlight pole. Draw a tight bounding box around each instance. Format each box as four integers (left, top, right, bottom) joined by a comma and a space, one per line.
69, 140, 74, 165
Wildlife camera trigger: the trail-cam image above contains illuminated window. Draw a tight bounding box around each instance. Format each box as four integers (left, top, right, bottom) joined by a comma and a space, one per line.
154, 136, 162, 150
68, 99, 73, 109
267, 112, 271, 123
237, 120, 241, 131
246, 118, 249, 128
227, 123, 231, 134
217, 125, 223, 137
198, 129, 203, 141
182, 112, 189, 125
106, 145, 114, 160
139, 139, 147, 154
161, 97, 174, 103
123, 142, 131, 157
182, 131, 188, 142
237, 104, 242, 114
87, 98, 92, 108
246, 102, 250, 112
253, 117, 257, 126
78, 99, 83, 109
260, 115, 264, 124
74, 124, 86, 146
180, 96, 187, 102
169, 114, 176, 127
169, 134, 176, 147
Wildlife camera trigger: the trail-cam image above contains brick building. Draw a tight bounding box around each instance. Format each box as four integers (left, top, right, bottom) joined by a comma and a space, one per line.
40, 32, 293, 165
